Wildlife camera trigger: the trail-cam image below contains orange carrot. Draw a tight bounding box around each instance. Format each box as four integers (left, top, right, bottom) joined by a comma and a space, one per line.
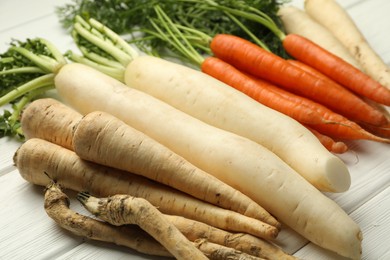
305, 126, 348, 154
283, 33, 390, 106
201, 56, 326, 125
287, 59, 390, 140
210, 34, 387, 126
261, 78, 389, 143
201, 57, 388, 143
220, 60, 389, 143
200, 57, 355, 149
360, 122, 390, 139
287, 59, 335, 83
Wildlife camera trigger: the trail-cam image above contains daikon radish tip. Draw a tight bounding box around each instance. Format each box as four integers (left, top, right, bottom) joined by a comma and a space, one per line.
324, 157, 351, 192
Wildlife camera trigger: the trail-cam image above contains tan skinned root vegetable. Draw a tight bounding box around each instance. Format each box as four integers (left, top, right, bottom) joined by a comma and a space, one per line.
77, 192, 269, 260
39, 147, 293, 259
72, 110, 279, 233
45, 182, 269, 260
78, 192, 265, 260
193, 239, 265, 260
277, 5, 361, 69
14, 138, 279, 240
164, 215, 296, 260
44, 182, 172, 258
68, 17, 351, 193
53, 64, 362, 260
76, 192, 207, 260
21, 98, 82, 150
305, 0, 390, 90
20, 98, 279, 229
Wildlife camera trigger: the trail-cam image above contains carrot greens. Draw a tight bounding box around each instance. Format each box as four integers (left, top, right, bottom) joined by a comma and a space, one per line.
57, 0, 289, 58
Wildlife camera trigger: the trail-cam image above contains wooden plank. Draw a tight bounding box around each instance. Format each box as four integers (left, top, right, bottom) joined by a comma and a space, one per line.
0, 170, 84, 259
0, 0, 389, 259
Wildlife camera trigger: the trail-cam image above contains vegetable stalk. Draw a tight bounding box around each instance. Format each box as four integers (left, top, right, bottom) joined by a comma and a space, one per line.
0, 38, 67, 137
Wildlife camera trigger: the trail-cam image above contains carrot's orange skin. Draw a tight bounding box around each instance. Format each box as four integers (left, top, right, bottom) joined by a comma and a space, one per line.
283, 33, 390, 106
267, 79, 388, 142
202, 56, 387, 142
201, 56, 324, 125
210, 34, 387, 126
305, 126, 348, 154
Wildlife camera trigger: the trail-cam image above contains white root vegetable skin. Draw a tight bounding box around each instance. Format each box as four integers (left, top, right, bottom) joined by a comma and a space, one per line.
304, 0, 390, 89
54, 63, 362, 259
277, 5, 361, 69
123, 55, 350, 193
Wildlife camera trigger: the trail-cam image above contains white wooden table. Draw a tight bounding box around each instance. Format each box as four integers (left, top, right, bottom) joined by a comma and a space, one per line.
0, 0, 389, 259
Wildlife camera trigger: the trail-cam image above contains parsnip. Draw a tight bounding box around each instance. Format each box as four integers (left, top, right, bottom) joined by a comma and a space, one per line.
164, 215, 296, 260
21, 98, 81, 150
71, 111, 279, 240
14, 138, 279, 240
21, 98, 279, 228
54, 63, 362, 259
77, 192, 207, 260
194, 239, 266, 260
45, 182, 272, 260
44, 182, 171, 258
305, 0, 390, 89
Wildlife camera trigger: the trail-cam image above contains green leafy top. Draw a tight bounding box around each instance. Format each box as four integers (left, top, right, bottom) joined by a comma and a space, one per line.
0, 38, 66, 138
57, 0, 290, 58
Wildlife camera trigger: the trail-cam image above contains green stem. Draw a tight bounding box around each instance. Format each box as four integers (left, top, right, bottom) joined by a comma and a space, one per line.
11, 47, 58, 73
73, 23, 132, 66
0, 67, 46, 75
224, 12, 270, 51
78, 46, 124, 69
88, 18, 139, 59
2, 85, 53, 138
39, 38, 68, 67
0, 74, 55, 106
67, 51, 125, 81
152, 5, 205, 65
73, 15, 140, 68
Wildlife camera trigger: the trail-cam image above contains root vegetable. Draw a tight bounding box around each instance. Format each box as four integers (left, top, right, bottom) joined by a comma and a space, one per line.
305, 0, 390, 90
56, 61, 350, 194
306, 126, 349, 154
200, 56, 328, 125
14, 138, 279, 240
193, 239, 265, 260
277, 5, 361, 69
53, 64, 362, 259
68, 17, 351, 193
44, 182, 171, 258
21, 98, 82, 150
210, 34, 387, 125
45, 182, 272, 260
21, 98, 279, 228
276, 60, 390, 143
164, 215, 296, 260
120, 57, 351, 192
77, 192, 207, 260
283, 31, 390, 106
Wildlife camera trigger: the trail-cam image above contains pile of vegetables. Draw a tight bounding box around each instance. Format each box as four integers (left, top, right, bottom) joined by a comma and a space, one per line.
1, 0, 390, 259
59, 0, 390, 152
